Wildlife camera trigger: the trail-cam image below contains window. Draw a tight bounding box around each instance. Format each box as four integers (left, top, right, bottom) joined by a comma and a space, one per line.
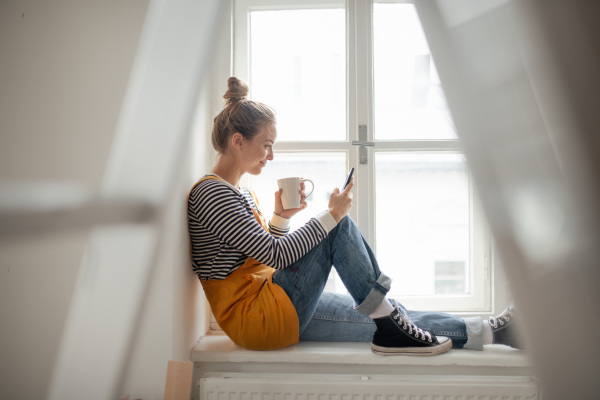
435, 261, 466, 294
249, 8, 346, 142
234, 0, 491, 312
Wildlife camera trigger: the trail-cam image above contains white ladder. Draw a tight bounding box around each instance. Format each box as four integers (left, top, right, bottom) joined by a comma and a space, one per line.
1, 0, 223, 398
416, 1, 600, 399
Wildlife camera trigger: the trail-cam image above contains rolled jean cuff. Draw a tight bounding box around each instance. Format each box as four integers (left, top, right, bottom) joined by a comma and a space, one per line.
354, 273, 392, 316
462, 316, 485, 350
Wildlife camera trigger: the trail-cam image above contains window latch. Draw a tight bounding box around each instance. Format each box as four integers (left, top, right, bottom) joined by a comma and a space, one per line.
352, 125, 374, 164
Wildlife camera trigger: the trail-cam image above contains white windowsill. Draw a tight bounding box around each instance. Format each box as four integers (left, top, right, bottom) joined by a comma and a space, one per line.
191, 335, 531, 369
191, 336, 538, 400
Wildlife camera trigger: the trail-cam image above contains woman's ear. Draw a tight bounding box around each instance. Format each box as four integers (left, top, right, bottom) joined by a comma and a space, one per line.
231, 132, 243, 151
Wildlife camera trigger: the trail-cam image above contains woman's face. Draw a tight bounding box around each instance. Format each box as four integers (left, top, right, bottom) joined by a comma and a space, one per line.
240, 123, 277, 175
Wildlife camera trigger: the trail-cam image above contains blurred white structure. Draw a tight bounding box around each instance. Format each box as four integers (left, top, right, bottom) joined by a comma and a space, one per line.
1, 0, 222, 399
416, 1, 600, 399
45, 1, 223, 399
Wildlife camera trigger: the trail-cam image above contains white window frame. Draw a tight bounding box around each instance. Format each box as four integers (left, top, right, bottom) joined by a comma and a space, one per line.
223, 0, 505, 317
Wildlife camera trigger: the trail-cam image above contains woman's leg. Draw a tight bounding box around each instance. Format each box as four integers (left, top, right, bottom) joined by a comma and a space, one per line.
272, 216, 391, 334
407, 309, 485, 350
300, 292, 486, 350
299, 292, 376, 342
274, 216, 460, 355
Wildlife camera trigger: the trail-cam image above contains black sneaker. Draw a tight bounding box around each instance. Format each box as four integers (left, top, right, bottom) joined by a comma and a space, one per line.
489, 304, 522, 349
371, 302, 452, 356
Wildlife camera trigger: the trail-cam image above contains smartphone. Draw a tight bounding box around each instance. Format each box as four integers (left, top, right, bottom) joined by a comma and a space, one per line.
342, 167, 355, 190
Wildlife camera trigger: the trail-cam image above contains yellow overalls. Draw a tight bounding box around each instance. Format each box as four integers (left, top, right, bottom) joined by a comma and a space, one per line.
189, 176, 299, 350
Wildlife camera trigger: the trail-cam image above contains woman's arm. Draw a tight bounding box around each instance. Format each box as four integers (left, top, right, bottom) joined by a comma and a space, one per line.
268, 212, 290, 238
190, 179, 335, 269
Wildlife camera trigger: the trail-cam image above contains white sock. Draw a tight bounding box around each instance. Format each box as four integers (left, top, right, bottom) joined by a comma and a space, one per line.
482, 318, 493, 345
369, 298, 395, 319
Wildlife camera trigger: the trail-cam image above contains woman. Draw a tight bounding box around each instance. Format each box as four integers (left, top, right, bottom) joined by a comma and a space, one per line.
187, 77, 521, 355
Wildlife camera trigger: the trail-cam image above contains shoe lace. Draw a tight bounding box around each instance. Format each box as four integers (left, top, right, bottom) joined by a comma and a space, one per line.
391, 301, 433, 343
489, 305, 515, 329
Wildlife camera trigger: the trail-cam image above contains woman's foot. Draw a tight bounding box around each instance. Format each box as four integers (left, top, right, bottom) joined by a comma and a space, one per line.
371, 302, 452, 356
489, 304, 523, 349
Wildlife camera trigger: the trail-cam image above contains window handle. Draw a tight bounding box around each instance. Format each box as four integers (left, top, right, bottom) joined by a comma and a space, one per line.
353, 125, 374, 164
351, 140, 375, 147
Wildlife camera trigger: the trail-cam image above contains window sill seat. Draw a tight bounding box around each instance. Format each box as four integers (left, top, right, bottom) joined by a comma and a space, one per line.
192, 334, 528, 367
191, 336, 538, 399
192, 334, 533, 375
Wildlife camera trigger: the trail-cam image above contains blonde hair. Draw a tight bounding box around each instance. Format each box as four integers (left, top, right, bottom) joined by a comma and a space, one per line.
212, 77, 276, 153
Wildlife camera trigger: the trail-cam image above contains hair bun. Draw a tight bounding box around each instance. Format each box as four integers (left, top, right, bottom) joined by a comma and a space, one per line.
223, 77, 249, 105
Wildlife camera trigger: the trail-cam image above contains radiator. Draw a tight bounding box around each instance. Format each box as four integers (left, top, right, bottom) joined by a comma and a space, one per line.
199, 373, 539, 400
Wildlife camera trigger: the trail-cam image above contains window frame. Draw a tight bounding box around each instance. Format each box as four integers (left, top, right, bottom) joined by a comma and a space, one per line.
225, 0, 501, 316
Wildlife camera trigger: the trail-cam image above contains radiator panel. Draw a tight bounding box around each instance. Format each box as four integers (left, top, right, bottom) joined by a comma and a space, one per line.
200, 373, 538, 400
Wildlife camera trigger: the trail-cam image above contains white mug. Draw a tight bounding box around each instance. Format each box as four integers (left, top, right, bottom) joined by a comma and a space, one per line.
277, 177, 314, 209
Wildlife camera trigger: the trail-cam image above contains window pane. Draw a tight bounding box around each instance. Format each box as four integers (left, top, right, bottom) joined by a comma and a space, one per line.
375, 153, 469, 298
373, 3, 456, 140
250, 9, 346, 141
435, 261, 466, 294
249, 152, 346, 232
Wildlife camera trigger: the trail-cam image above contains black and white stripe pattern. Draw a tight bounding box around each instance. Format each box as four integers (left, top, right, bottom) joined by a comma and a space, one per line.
188, 176, 328, 280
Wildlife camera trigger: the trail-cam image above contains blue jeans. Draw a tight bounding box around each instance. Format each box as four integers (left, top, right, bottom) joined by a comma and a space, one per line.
272, 217, 485, 350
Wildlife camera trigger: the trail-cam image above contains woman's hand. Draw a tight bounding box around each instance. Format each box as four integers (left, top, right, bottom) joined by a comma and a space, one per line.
328, 176, 354, 223
274, 182, 308, 219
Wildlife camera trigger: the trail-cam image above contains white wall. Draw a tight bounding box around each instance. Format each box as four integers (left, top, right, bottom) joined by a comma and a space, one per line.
0, 0, 147, 184
0, 1, 218, 399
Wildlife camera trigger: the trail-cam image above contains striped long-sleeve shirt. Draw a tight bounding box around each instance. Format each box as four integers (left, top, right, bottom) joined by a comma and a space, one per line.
188, 175, 337, 280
